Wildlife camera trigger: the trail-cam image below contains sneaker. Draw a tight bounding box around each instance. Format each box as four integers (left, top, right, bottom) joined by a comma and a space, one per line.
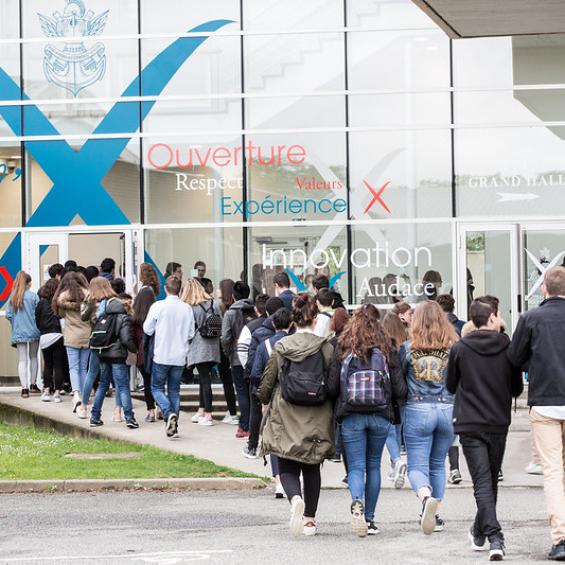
289, 496, 305, 537
351, 500, 368, 538
222, 412, 240, 425
90, 418, 104, 427
59, 389, 67, 396
145, 412, 156, 423
434, 516, 445, 532
366, 521, 380, 535
166, 414, 178, 438
448, 469, 463, 484
126, 418, 139, 429
489, 536, 506, 561
53, 394, 62, 403
469, 527, 488, 552
235, 427, 249, 439
29, 384, 41, 394
393, 460, 407, 489
76, 405, 88, 419
191, 413, 203, 423
243, 445, 257, 459
41, 391, 52, 402
548, 539, 565, 561
498, 470, 504, 482
420, 497, 439, 535
275, 482, 286, 499
303, 521, 317, 536
21, 388, 29, 398
198, 417, 214, 427
72, 392, 81, 413
342, 475, 348, 485
525, 462, 543, 475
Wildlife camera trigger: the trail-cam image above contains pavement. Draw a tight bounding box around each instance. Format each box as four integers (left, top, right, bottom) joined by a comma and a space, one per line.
0, 487, 554, 565
0, 388, 544, 490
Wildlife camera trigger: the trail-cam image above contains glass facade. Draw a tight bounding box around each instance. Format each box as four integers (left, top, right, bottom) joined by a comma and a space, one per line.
2, 0, 565, 375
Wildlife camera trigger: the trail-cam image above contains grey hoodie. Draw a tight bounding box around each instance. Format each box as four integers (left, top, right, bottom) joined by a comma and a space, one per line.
220, 298, 255, 366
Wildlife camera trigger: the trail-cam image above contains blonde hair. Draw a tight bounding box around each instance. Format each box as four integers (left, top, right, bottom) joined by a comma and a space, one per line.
9, 271, 31, 311
181, 278, 212, 306
410, 300, 458, 351
86, 277, 116, 303
544, 266, 565, 296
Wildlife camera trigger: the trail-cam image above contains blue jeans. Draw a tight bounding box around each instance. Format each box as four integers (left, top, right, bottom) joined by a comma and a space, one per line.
91, 362, 133, 421
151, 362, 184, 421
66, 347, 90, 393
404, 402, 455, 500
385, 405, 406, 465
82, 350, 100, 406
341, 413, 391, 522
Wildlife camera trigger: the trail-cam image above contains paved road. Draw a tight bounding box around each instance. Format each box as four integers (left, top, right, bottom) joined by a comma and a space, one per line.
0, 486, 552, 565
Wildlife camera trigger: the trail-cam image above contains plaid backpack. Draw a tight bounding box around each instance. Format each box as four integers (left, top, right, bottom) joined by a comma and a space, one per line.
340, 348, 390, 410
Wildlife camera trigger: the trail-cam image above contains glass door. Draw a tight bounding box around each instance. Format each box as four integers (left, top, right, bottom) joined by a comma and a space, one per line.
456, 224, 521, 333
24, 232, 69, 290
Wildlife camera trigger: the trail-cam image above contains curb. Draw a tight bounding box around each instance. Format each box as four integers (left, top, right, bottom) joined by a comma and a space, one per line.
0, 477, 267, 494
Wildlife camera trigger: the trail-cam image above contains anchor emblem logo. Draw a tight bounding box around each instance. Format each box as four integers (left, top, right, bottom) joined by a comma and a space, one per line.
37, 0, 109, 96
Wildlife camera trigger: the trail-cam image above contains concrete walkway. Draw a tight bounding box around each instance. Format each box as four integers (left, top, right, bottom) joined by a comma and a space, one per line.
0, 388, 544, 490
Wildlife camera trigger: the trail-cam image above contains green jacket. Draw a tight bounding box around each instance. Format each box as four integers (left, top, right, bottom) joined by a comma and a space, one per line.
257, 331, 335, 465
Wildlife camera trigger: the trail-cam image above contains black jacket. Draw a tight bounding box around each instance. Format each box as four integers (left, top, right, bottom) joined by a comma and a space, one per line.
245, 316, 275, 375
447, 330, 523, 433
99, 299, 137, 363
508, 297, 565, 406
327, 346, 407, 423
35, 298, 62, 335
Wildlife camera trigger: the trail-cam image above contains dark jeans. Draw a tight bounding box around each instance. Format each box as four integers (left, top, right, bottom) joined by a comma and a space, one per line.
270, 455, 280, 477
448, 444, 460, 471
460, 431, 507, 541
139, 366, 155, 411
196, 362, 214, 413
219, 352, 237, 416
232, 365, 249, 431
278, 458, 321, 518
248, 383, 262, 449
151, 362, 184, 421
41, 338, 66, 392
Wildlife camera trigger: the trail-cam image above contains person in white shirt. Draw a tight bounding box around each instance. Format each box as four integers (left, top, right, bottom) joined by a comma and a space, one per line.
144, 276, 195, 438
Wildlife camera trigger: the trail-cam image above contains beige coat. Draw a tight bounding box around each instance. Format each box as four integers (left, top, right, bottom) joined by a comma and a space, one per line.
56, 291, 91, 349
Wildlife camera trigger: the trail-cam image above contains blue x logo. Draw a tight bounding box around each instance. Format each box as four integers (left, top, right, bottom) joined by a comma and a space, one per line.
0, 19, 232, 306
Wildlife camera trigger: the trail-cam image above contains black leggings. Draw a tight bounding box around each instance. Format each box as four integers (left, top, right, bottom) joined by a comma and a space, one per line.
139, 366, 155, 411
197, 362, 214, 413
248, 383, 262, 449
218, 352, 237, 416
449, 445, 460, 471
278, 458, 321, 519
41, 338, 67, 392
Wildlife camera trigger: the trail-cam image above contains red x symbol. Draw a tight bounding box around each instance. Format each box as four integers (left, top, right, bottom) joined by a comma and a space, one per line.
363, 180, 391, 214
0, 267, 13, 302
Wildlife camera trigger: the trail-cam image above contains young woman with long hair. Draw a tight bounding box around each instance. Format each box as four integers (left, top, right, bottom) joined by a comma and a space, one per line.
35, 278, 66, 402
6, 271, 40, 397
392, 301, 414, 327
258, 293, 336, 537
216, 278, 238, 425
382, 312, 410, 490
402, 300, 458, 535
182, 278, 222, 426
53, 271, 91, 412
328, 304, 407, 537
132, 263, 160, 422
78, 277, 117, 419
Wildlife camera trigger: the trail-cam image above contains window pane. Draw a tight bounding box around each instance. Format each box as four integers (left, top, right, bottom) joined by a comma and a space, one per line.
0, 145, 22, 227
347, 0, 437, 30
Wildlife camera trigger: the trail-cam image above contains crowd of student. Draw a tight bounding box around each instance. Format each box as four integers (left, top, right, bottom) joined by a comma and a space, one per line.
3, 260, 565, 562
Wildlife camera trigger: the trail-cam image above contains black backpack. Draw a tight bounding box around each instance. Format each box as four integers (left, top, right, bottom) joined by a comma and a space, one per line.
197, 300, 222, 339
280, 350, 327, 406
89, 309, 119, 352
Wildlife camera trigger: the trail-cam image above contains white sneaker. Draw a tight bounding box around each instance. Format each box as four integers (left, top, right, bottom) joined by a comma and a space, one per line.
303, 522, 317, 536
53, 394, 62, 403
198, 418, 214, 427
192, 413, 203, 423
275, 482, 286, 499
76, 405, 88, 419
289, 496, 305, 537
393, 459, 407, 489
41, 392, 52, 402
525, 462, 543, 475
222, 412, 239, 425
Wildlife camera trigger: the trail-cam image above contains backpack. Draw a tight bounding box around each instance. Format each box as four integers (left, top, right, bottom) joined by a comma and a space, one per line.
280, 350, 327, 406
340, 349, 390, 410
89, 310, 119, 352
197, 300, 222, 339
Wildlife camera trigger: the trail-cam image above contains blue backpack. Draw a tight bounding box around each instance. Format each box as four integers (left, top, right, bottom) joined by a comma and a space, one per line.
340, 349, 390, 410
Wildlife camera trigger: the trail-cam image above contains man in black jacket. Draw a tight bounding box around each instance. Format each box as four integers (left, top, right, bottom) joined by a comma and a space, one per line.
447, 300, 523, 561
509, 266, 565, 562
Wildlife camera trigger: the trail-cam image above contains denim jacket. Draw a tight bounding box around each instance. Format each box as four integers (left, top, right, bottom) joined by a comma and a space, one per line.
5, 290, 40, 345
401, 341, 454, 404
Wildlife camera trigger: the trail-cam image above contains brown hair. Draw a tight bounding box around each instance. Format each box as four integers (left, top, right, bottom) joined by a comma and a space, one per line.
339, 304, 391, 362
219, 279, 235, 307
392, 302, 411, 316
85, 277, 116, 303
38, 278, 59, 303
544, 266, 565, 297
9, 271, 31, 311
165, 275, 182, 296
139, 262, 160, 296
181, 278, 212, 306
52, 271, 88, 314
330, 307, 349, 336
410, 301, 458, 351
292, 293, 318, 328
382, 312, 408, 351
